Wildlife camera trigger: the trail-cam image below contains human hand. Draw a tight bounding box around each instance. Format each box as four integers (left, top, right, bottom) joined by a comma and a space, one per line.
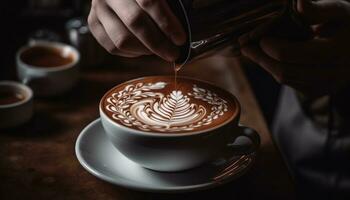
88, 0, 186, 61
239, 0, 350, 96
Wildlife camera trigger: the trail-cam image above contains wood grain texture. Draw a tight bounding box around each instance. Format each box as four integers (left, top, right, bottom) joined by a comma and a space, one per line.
0, 56, 295, 200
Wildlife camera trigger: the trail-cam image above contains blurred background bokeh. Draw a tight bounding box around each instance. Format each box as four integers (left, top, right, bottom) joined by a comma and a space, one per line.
1, 0, 91, 78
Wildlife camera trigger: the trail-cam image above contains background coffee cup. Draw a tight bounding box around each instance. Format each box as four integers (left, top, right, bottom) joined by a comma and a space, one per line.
16, 41, 80, 96
65, 17, 107, 67
99, 76, 260, 172
0, 81, 33, 129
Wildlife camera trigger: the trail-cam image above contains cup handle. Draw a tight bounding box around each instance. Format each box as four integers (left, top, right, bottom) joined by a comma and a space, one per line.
22, 74, 47, 88
227, 125, 260, 155
22, 77, 32, 85
22, 76, 39, 86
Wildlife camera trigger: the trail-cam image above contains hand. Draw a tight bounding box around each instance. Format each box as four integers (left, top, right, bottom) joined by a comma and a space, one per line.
88, 0, 186, 61
239, 0, 350, 96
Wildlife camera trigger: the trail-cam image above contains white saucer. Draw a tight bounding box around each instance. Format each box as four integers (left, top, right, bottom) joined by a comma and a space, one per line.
75, 119, 256, 193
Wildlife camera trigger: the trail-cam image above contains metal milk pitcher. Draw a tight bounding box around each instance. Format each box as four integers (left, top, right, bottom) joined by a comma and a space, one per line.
167, 0, 312, 65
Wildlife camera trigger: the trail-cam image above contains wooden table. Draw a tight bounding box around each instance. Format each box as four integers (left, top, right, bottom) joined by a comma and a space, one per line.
0, 56, 295, 199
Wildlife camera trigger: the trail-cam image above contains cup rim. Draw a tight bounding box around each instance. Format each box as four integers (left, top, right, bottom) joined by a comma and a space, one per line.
16, 41, 80, 72
0, 81, 33, 109
99, 75, 241, 137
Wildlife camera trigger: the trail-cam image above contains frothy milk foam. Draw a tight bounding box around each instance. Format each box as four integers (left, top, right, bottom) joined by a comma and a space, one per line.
102, 76, 237, 133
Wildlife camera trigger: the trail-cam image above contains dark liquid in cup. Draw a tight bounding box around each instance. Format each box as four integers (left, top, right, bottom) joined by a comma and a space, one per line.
0, 90, 25, 105
21, 46, 74, 68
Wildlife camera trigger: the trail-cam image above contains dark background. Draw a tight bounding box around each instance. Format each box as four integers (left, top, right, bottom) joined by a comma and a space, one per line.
0, 0, 89, 79
0, 0, 280, 126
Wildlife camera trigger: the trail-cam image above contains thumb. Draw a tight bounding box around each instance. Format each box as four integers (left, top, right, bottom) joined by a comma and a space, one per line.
297, 0, 350, 24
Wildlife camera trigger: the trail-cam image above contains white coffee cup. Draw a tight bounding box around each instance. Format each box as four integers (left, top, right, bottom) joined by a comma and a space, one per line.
16, 41, 80, 96
99, 76, 260, 172
0, 81, 33, 129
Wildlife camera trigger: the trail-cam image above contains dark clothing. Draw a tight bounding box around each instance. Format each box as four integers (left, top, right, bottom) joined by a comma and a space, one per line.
273, 87, 350, 199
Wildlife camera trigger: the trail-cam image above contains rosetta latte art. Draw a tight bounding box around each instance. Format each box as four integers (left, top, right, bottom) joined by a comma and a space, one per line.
105, 82, 228, 132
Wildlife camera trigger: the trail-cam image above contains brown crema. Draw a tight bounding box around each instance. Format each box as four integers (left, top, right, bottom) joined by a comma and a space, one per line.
0, 89, 25, 105
20, 46, 75, 68
101, 76, 239, 134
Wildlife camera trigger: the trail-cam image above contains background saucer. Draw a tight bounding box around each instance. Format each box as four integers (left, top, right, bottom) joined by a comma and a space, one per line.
75, 119, 256, 193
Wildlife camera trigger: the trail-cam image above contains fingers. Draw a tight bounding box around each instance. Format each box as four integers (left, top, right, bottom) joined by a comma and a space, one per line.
241, 45, 282, 82
241, 44, 350, 94
89, 0, 185, 61
88, 9, 133, 57
88, 5, 143, 57
136, 0, 186, 46
239, 0, 350, 65
217, 45, 241, 57
95, 2, 152, 56
106, 0, 179, 61
242, 44, 323, 83
259, 37, 338, 65
241, 44, 321, 95
297, 0, 350, 24
238, 18, 277, 47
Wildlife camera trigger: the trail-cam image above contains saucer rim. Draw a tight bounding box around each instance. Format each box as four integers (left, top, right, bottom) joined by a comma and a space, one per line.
75, 118, 255, 193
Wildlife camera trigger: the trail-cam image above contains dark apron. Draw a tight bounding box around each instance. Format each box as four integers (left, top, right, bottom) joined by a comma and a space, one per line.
273, 86, 350, 199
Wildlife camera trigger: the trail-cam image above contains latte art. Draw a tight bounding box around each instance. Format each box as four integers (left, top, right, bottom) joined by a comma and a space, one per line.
130, 90, 207, 130
104, 81, 229, 132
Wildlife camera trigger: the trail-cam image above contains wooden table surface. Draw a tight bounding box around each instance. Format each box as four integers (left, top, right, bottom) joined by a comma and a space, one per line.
0, 56, 295, 199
